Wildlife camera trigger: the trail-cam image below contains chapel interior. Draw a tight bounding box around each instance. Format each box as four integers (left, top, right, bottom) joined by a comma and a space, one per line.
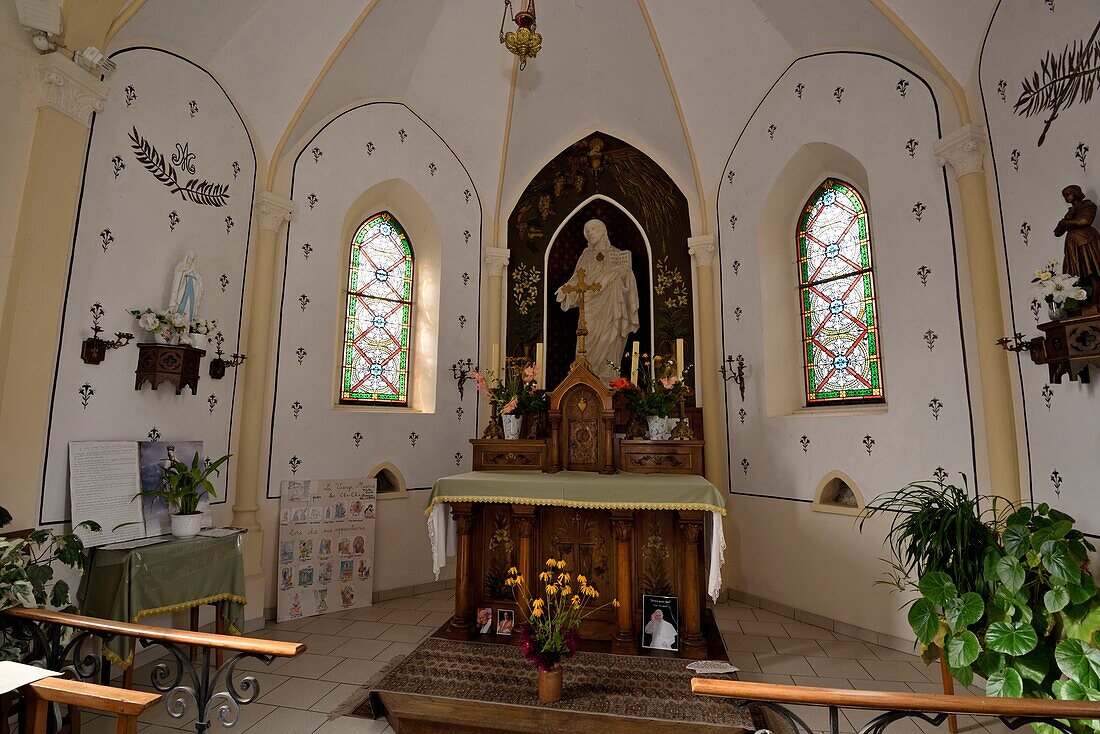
1, 1, 1100, 733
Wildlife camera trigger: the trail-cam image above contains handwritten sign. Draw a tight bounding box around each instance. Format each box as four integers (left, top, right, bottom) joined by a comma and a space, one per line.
276, 477, 377, 622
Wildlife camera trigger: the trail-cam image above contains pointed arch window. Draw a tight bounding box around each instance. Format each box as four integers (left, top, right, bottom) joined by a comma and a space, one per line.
797, 179, 884, 405
341, 212, 414, 405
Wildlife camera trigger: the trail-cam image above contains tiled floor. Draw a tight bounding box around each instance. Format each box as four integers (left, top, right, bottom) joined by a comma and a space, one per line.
76, 591, 1007, 734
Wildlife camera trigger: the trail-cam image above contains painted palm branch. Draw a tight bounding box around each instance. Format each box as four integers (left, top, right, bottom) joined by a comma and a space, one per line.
1013, 19, 1100, 146
602, 146, 679, 251
129, 126, 230, 207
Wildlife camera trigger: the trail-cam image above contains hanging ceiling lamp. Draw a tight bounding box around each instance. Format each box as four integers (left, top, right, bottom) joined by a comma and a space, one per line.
500, 0, 542, 70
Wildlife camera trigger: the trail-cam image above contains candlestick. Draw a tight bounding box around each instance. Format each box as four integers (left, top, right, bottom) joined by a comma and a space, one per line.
675, 338, 684, 380
629, 341, 640, 384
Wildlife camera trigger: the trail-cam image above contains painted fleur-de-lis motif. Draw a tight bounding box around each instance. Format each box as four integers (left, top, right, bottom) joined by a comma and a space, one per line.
1021, 221, 1031, 246
912, 202, 926, 221
291, 401, 303, 420
462, 272, 470, 286
454, 452, 463, 466
1076, 142, 1089, 171
169, 210, 180, 230
90, 302, 105, 329
232, 161, 240, 179
738, 408, 746, 424
731, 260, 741, 275
289, 456, 301, 474
225, 215, 234, 234
795, 83, 804, 99
458, 314, 467, 328
311, 147, 323, 163
296, 347, 307, 365
353, 431, 363, 448
1050, 469, 1063, 495
148, 426, 161, 442
302, 242, 313, 259
124, 85, 137, 107
307, 193, 318, 210
398, 128, 407, 143
923, 329, 938, 351
799, 435, 810, 453
1042, 383, 1053, 410
727, 171, 735, 185
997, 80, 1007, 103
365, 141, 375, 156
219, 274, 229, 292
833, 87, 844, 104
767, 124, 777, 139
409, 431, 419, 446
1045, 0, 1054, 10
862, 435, 875, 455
917, 265, 931, 286
100, 228, 114, 252
929, 396, 943, 420
188, 100, 198, 117
905, 138, 919, 157
456, 406, 464, 421
463, 230, 471, 243
111, 155, 125, 178
933, 466, 948, 485
464, 188, 472, 203
897, 79, 909, 97
208, 394, 217, 413
740, 458, 750, 474
1010, 149, 1020, 170
428, 162, 438, 176
214, 331, 225, 353
734, 306, 743, 322
729, 214, 738, 230
79, 383, 94, 409
299, 294, 310, 311
1031, 299, 1042, 322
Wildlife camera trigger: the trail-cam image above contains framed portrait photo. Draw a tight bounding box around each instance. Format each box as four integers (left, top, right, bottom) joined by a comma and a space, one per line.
476, 607, 493, 634
641, 595, 679, 651
496, 608, 515, 636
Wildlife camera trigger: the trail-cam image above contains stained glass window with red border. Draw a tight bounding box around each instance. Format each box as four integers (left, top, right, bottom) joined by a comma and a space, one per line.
341, 212, 413, 405
797, 179, 884, 405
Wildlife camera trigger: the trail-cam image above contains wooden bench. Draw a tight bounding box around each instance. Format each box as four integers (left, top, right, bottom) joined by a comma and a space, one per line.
21, 677, 160, 734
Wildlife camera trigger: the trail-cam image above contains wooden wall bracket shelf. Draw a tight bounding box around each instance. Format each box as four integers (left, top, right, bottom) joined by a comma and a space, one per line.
1023, 308, 1100, 384
470, 438, 547, 471
135, 342, 205, 395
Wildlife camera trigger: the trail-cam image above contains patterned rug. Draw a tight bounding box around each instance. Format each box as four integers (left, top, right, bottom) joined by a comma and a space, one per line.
342, 637, 757, 729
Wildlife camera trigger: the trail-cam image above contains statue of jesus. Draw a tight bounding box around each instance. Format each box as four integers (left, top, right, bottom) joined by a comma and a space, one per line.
556, 219, 640, 384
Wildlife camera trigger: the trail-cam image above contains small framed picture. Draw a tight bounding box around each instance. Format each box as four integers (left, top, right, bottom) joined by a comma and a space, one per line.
642, 594, 679, 651
496, 608, 515, 636
476, 607, 493, 634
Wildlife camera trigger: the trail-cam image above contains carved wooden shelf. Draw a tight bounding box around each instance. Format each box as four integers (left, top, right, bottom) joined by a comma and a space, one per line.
617, 439, 704, 475
470, 439, 547, 471
1028, 309, 1100, 383
135, 343, 205, 395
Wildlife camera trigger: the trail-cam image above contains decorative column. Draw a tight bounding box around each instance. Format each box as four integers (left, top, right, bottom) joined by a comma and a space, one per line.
511, 503, 537, 593
687, 235, 724, 490
482, 247, 510, 431
610, 509, 637, 654
232, 191, 294, 624
678, 510, 708, 659
934, 125, 1021, 504
449, 503, 476, 633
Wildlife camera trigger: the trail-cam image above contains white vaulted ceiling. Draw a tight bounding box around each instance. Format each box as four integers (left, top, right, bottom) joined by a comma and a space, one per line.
107, 0, 998, 229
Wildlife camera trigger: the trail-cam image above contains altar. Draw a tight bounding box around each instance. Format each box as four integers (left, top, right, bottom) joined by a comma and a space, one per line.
426, 470, 726, 658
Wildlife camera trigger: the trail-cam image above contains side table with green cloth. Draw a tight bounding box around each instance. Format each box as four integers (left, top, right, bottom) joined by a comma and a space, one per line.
78, 533, 247, 669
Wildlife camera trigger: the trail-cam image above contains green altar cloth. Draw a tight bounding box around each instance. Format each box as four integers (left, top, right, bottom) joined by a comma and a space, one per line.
427, 470, 726, 515
78, 533, 246, 669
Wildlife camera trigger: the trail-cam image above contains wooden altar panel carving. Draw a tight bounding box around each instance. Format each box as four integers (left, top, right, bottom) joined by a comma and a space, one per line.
547, 360, 615, 474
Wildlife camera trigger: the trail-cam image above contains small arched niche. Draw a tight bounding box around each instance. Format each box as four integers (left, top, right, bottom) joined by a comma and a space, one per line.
367, 461, 407, 498
337, 178, 441, 413
757, 143, 881, 417
812, 470, 866, 516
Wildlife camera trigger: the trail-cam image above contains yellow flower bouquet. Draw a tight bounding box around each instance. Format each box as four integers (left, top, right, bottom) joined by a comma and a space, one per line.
505, 557, 620, 672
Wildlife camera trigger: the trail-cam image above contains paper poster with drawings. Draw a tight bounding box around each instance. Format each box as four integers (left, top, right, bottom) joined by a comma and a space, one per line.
277, 477, 377, 622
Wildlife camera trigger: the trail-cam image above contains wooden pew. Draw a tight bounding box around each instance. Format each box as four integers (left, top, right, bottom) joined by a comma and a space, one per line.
20, 678, 159, 734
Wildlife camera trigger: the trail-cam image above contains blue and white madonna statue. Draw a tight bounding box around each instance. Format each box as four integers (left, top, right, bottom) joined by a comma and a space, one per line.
168, 250, 204, 323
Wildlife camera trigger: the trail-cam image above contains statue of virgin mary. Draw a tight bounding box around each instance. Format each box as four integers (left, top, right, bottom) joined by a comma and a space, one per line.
168, 250, 203, 323
555, 219, 640, 384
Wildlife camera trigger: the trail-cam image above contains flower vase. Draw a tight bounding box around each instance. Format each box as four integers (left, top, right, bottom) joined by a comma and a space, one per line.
502, 414, 522, 440
157, 326, 177, 344
188, 334, 208, 351
538, 665, 562, 703
646, 415, 672, 441
1049, 305, 1067, 320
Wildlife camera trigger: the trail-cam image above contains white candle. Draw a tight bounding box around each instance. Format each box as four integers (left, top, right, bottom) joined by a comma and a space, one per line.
629, 341, 640, 385
491, 343, 500, 377
534, 342, 545, 388
675, 338, 684, 380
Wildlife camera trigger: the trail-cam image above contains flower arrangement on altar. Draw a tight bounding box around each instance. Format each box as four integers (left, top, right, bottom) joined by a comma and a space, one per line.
471, 362, 546, 416
505, 558, 620, 674
607, 353, 686, 419
130, 307, 188, 343
1032, 260, 1089, 316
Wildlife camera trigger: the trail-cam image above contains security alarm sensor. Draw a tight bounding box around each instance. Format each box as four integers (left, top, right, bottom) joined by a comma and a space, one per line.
14, 0, 62, 35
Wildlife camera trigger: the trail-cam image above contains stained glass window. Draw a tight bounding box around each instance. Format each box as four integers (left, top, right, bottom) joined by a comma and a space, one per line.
341, 212, 413, 405
797, 179, 884, 405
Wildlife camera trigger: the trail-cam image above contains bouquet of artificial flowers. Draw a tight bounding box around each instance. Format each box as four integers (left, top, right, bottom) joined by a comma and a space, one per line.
129, 307, 188, 335
189, 318, 218, 335
471, 362, 544, 415
1032, 260, 1088, 311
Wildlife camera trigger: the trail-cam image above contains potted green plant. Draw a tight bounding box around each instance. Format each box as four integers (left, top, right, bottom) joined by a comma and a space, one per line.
140, 453, 230, 538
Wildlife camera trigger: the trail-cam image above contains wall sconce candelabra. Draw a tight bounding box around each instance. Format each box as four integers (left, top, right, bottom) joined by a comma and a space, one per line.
996, 333, 1037, 353
719, 354, 746, 402
81, 302, 133, 365
451, 358, 475, 400
208, 333, 246, 379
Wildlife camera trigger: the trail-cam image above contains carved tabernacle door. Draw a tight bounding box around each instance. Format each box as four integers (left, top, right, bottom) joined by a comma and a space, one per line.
547, 359, 615, 474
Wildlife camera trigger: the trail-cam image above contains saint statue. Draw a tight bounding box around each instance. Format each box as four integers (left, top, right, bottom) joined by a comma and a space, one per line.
168, 250, 203, 323
556, 219, 640, 384
1055, 185, 1100, 304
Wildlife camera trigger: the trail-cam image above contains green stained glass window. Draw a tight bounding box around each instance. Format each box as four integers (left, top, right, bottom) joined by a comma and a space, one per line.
797, 179, 884, 405
341, 212, 413, 405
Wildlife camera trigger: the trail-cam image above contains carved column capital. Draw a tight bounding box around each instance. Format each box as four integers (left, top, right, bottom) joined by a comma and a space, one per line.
256, 192, 295, 234
934, 124, 988, 179
687, 235, 717, 270
483, 246, 511, 278
36, 53, 108, 128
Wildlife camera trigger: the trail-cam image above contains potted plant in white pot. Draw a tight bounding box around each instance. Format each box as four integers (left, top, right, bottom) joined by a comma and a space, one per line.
140, 453, 231, 538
